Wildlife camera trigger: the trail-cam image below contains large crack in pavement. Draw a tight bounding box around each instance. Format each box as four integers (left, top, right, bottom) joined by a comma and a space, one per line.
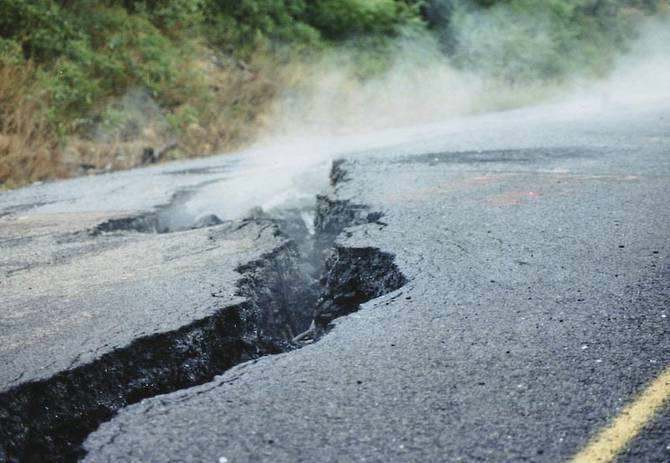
0, 161, 406, 463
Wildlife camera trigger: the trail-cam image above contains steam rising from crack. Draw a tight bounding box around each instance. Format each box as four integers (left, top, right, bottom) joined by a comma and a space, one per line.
154, 15, 670, 230
265, 15, 669, 142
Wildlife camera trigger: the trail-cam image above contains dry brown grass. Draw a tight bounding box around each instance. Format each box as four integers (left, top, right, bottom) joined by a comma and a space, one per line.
0, 48, 305, 189
0, 63, 65, 190
59, 48, 289, 174
174, 50, 285, 156
0, 53, 279, 189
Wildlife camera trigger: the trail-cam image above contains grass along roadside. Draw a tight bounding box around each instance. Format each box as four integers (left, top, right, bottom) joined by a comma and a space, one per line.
0, 1, 666, 190
0, 0, 422, 189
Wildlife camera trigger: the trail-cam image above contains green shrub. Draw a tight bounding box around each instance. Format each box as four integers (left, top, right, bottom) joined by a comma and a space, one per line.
0, 38, 23, 65
202, 0, 421, 55
305, 0, 421, 39
202, 0, 320, 54
38, 58, 101, 131
0, 0, 81, 61
1, 2, 210, 132
113, 0, 205, 35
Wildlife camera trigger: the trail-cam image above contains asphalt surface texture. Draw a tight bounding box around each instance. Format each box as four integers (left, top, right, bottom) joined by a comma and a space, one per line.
0, 180, 283, 391
2, 100, 670, 462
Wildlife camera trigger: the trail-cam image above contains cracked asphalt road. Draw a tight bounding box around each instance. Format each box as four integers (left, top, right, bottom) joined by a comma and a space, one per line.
2, 100, 670, 462
0, 146, 321, 391
83, 104, 669, 462
0, 218, 281, 391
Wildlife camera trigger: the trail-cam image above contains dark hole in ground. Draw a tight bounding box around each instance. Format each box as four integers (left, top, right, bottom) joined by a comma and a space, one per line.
92, 211, 224, 234
91, 186, 226, 235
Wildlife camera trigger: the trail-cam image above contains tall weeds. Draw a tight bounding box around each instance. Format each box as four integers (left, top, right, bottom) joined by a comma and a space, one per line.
0, 63, 63, 189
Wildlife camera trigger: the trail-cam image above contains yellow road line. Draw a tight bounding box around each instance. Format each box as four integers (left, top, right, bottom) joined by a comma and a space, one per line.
570, 366, 670, 463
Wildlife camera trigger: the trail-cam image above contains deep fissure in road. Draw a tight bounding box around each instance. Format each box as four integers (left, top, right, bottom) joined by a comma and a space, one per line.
0, 162, 406, 463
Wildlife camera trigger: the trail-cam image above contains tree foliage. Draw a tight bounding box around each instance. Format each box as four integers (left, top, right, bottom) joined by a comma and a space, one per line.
0, 0, 422, 130
421, 0, 666, 81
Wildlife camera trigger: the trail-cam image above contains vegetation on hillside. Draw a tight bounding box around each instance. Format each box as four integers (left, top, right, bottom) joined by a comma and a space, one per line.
427, 0, 666, 80
0, 0, 666, 188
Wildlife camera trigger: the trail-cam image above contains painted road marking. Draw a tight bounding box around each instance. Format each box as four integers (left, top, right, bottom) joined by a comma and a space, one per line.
570, 366, 670, 463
